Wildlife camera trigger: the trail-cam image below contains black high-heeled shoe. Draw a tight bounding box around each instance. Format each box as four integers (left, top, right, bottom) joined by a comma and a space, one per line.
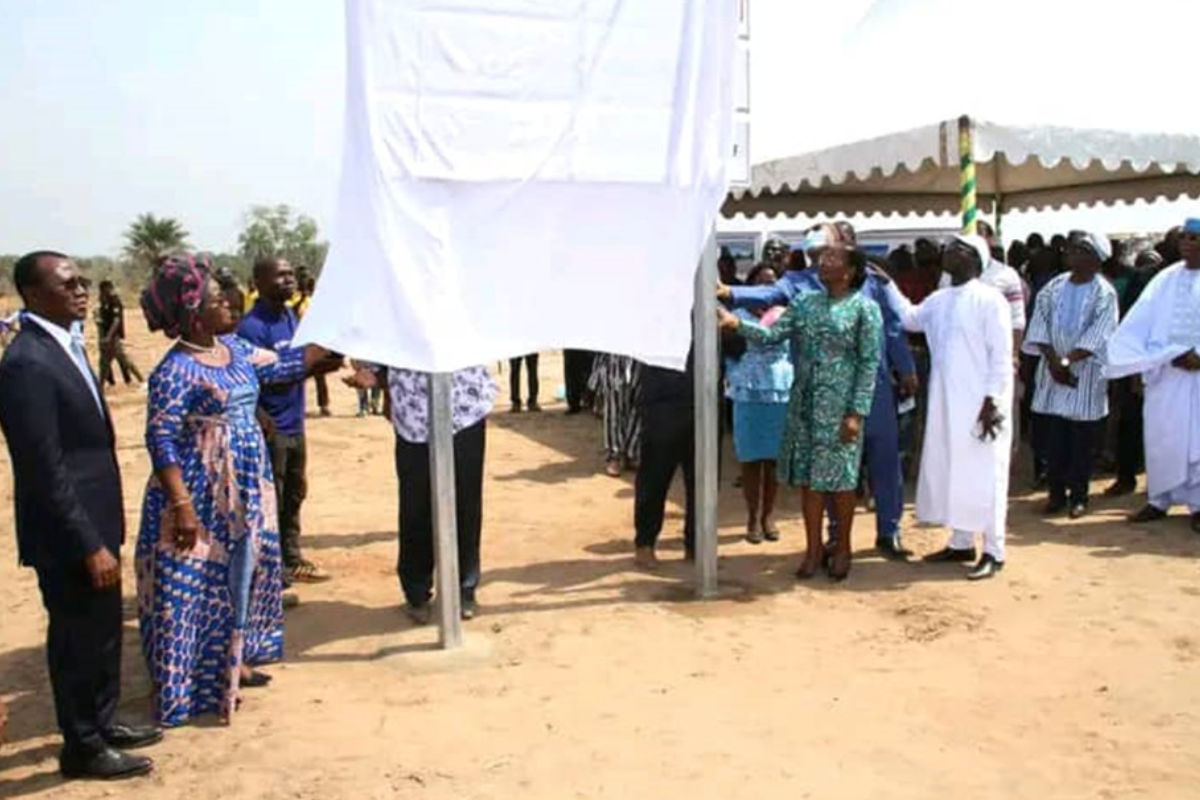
795, 562, 820, 580
242, 669, 273, 688
826, 551, 851, 582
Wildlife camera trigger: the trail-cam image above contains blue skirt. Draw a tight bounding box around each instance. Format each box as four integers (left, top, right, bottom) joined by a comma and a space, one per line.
732, 400, 787, 463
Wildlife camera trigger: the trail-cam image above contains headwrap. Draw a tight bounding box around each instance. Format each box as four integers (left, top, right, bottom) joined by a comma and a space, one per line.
1135, 249, 1163, 269
950, 234, 991, 272
1068, 230, 1113, 262
141, 253, 212, 339
803, 222, 856, 254
1184, 218, 1200, 235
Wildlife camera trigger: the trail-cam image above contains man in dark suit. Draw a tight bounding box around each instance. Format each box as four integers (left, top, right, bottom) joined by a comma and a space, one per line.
0, 251, 160, 780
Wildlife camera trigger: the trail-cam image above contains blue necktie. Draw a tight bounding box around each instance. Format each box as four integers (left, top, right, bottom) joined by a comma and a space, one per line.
69, 327, 105, 416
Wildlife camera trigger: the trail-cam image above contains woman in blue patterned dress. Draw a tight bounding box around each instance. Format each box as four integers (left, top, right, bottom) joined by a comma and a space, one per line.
725, 262, 794, 544
137, 255, 335, 726
719, 225, 882, 581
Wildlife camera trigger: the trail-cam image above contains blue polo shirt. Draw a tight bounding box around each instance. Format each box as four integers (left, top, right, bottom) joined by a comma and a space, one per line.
237, 301, 305, 436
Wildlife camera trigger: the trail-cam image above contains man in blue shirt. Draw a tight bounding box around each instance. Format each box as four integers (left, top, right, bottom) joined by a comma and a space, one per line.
718, 224, 918, 559
238, 257, 333, 584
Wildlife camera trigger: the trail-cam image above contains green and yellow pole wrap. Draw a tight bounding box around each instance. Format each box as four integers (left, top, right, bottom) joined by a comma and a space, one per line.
957, 115, 977, 234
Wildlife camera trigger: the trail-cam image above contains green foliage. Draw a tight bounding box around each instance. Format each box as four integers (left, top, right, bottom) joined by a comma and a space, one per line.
122, 213, 190, 269
237, 204, 328, 273
0, 204, 321, 300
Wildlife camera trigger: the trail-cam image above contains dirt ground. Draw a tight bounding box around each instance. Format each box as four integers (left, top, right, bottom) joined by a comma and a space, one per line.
1, 317, 1199, 800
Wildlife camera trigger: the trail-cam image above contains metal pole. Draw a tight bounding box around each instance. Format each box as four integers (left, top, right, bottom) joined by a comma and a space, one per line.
693, 227, 719, 598
427, 372, 463, 648
957, 115, 978, 234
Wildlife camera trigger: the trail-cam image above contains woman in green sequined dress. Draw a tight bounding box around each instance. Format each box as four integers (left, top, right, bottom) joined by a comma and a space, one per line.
719, 225, 881, 580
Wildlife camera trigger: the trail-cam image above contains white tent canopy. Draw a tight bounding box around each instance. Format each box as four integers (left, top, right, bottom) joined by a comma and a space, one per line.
723, 117, 1200, 220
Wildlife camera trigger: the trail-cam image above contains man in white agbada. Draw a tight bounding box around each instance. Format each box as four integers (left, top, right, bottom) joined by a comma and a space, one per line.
884, 235, 1014, 580
1105, 217, 1200, 532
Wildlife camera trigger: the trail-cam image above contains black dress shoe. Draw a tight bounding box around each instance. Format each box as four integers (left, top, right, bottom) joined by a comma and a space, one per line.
405, 602, 432, 626
922, 546, 976, 564
1103, 480, 1136, 498
461, 599, 478, 620
1129, 504, 1168, 524
966, 554, 1004, 581
60, 747, 153, 781
1043, 498, 1067, 515
876, 538, 912, 561
1068, 502, 1089, 520
102, 722, 163, 750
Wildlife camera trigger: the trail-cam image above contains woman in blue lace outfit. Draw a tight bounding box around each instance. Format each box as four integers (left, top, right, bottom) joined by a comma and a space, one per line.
137, 255, 334, 726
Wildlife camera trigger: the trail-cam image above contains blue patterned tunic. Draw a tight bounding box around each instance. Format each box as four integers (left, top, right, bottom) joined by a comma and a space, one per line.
136, 335, 305, 726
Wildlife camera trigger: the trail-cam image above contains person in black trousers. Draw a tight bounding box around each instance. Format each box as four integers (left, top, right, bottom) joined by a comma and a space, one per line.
349, 365, 495, 622
509, 353, 540, 412
563, 349, 595, 415
1105, 254, 1162, 496
634, 351, 695, 569
0, 251, 160, 780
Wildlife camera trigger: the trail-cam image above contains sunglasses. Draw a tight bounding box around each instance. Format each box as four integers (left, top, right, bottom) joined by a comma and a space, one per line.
56, 276, 92, 291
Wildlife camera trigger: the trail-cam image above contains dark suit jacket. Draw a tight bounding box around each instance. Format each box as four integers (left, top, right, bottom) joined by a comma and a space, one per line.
0, 321, 124, 568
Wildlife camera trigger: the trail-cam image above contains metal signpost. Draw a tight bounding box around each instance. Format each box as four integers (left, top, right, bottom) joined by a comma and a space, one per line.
693, 232, 721, 598
690, 0, 751, 598
428, 372, 463, 648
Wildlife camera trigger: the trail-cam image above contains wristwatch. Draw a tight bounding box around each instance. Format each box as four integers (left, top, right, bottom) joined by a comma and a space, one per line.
1059, 356, 1071, 369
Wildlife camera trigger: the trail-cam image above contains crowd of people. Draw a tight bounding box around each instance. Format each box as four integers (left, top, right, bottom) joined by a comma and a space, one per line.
1, 214, 1197, 781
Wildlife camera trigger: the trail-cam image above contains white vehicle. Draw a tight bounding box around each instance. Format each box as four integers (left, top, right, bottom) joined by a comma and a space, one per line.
717, 220, 959, 272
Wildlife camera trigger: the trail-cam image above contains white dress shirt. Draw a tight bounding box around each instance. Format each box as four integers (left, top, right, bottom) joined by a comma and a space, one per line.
22, 311, 105, 416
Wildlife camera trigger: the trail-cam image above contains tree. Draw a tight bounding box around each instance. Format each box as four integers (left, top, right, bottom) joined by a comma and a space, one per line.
237, 204, 328, 273
122, 213, 189, 269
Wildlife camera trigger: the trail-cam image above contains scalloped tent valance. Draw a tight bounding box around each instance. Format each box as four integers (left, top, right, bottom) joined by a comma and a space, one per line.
722, 118, 1200, 220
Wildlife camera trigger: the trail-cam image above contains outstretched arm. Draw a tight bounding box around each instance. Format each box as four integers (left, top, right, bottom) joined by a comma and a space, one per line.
724, 296, 805, 346
883, 281, 925, 332
727, 280, 792, 312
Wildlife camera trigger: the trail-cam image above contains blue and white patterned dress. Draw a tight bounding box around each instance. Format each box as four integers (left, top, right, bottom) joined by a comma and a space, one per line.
726, 307, 793, 462
136, 335, 304, 726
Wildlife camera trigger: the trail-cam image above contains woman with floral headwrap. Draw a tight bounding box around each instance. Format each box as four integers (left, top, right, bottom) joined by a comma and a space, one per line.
136, 255, 338, 725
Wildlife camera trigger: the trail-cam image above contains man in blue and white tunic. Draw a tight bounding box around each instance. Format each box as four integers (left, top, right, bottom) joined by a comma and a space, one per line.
1024, 230, 1119, 518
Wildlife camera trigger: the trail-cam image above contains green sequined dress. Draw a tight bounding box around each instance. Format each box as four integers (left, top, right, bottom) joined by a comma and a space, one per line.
738, 290, 882, 491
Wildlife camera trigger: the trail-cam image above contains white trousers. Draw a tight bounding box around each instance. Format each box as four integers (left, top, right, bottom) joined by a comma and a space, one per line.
949, 524, 1005, 561
1150, 485, 1200, 514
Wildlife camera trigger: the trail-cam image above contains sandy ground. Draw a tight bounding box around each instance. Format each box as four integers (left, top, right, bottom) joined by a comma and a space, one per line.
2, 317, 1199, 800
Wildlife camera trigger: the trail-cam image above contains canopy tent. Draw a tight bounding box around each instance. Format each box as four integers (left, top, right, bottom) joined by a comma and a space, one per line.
722, 117, 1200, 223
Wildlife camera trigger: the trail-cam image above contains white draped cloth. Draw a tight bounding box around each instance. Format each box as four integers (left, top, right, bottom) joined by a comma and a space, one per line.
294, 0, 735, 372
887, 279, 1014, 558
1105, 263, 1200, 510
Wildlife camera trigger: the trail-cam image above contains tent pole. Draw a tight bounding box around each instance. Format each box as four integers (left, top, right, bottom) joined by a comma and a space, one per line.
957, 115, 978, 234
693, 226, 719, 598
428, 372, 463, 648
993, 158, 1005, 241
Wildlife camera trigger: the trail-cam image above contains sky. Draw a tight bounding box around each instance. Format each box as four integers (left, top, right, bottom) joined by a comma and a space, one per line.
0, 0, 1197, 256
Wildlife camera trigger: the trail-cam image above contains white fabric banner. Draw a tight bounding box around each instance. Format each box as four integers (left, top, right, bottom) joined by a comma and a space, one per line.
295, 0, 735, 371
